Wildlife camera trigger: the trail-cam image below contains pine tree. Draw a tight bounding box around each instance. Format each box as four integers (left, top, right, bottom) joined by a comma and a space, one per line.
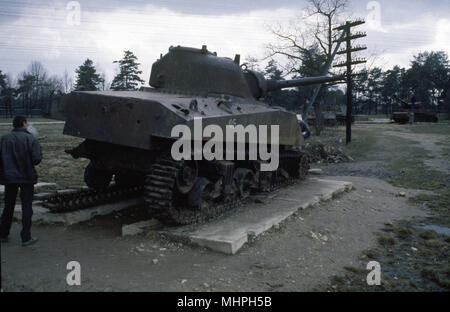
74, 59, 103, 91
111, 51, 145, 91
0, 70, 7, 91
0, 70, 14, 117
264, 60, 283, 80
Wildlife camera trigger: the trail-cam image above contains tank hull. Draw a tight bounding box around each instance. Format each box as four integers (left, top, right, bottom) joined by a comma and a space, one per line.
62, 90, 303, 151
60, 89, 309, 225
392, 110, 438, 124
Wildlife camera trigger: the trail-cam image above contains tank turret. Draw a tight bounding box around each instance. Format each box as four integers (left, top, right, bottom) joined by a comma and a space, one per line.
149, 45, 345, 99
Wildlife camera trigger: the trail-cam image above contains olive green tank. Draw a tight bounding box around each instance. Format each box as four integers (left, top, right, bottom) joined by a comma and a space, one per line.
54, 45, 343, 225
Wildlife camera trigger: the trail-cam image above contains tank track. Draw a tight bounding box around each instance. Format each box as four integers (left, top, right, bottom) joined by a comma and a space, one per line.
41, 185, 142, 213
144, 150, 309, 225
42, 150, 309, 224
143, 158, 241, 225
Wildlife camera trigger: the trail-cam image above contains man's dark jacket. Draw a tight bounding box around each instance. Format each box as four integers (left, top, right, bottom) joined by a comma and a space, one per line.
0, 128, 42, 185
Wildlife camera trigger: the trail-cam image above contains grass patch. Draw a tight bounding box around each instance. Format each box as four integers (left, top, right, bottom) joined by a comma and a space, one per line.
342, 128, 378, 160
394, 226, 414, 239
387, 178, 447, 191
320, 221, 450, 292
401, 122, 450, 135
421, 268, 441, 283
313, 123, 450, 292
344, 266, 370, 274
370, 114, 391, 119
421, 267, 450, 288
419, 230, 439, 240
384, 151, 447, 191
424, 239, 446, 249
338, 123, 450, 192
307, 126, 379, 161
377, 235, 397, 246
362, 249, 380, 260
380, 135, 448, 191
409, 188, 450, 221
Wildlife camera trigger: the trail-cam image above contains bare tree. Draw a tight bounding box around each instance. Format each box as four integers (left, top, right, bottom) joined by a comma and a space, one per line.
16, 62, 65, 115
266, 24, 311, 76
63, 69, 73, 94
29, 61, 47, 80
266, 0, 350, 135
46, 76, 64, 94
243, 56, 262, 71
307, 0, 349, 61
99, 72, 110, 91
268, 0, 349, 75
28, 61, 48, 108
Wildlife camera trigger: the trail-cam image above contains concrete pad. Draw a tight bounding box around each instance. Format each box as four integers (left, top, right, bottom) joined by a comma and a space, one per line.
308, 168, 323, 175
14, 198, 144, 225
356, 119, 395, 125
354, 115, 369, 122
0, 182, 56, 193
122, 219, 162, 236
158, 178, 353, 255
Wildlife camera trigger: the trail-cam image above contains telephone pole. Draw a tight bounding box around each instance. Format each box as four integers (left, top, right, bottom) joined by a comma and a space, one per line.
334, 20, 367, 144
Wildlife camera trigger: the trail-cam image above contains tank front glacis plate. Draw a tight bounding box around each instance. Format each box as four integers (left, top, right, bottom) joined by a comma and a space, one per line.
63, 90, 302, 150
63, 91, 185, 150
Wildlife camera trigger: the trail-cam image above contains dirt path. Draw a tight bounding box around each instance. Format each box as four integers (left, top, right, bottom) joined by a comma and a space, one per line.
1, 123, 446, 292
1, 176, 428, 292
383, 130, 449, 174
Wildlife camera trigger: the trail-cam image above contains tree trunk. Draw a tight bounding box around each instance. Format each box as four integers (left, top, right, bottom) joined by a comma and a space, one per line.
314, 100, 324, 136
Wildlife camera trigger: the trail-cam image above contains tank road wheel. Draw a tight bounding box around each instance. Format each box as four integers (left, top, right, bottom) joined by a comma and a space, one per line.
233, 168, 255, 199
175, 160, 198, 194
84, 162, 113, 189
145, 158, 210, 225
273, 168, 290, 188
187, 178, 215, 216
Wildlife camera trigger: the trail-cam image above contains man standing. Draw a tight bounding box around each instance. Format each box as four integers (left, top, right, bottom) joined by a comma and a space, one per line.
409, 91, 417, 124
297, 114, 312, 140
295, 114, 312, 151
0, 116, 42, 246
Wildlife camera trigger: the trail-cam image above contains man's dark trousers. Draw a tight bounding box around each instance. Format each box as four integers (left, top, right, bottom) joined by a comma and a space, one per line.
0, 184, 34, 242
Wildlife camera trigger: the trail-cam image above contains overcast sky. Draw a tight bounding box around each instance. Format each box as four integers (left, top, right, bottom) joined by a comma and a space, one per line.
1, 0, 449, 85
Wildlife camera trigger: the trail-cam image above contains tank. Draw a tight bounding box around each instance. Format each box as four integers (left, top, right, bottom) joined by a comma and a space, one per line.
55, 45, 344, 225
391, 96, 438, 123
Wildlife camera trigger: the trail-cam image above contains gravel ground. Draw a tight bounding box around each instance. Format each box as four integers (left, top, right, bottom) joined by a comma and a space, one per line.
1, 176, 427, 292
1, 122, 448, 292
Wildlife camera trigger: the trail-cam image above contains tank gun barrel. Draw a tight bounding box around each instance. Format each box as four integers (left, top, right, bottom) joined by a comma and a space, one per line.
267, 75, 346, 92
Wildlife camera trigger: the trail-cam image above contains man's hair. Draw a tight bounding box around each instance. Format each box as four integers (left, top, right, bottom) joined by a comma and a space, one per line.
13, 116, 27, 129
